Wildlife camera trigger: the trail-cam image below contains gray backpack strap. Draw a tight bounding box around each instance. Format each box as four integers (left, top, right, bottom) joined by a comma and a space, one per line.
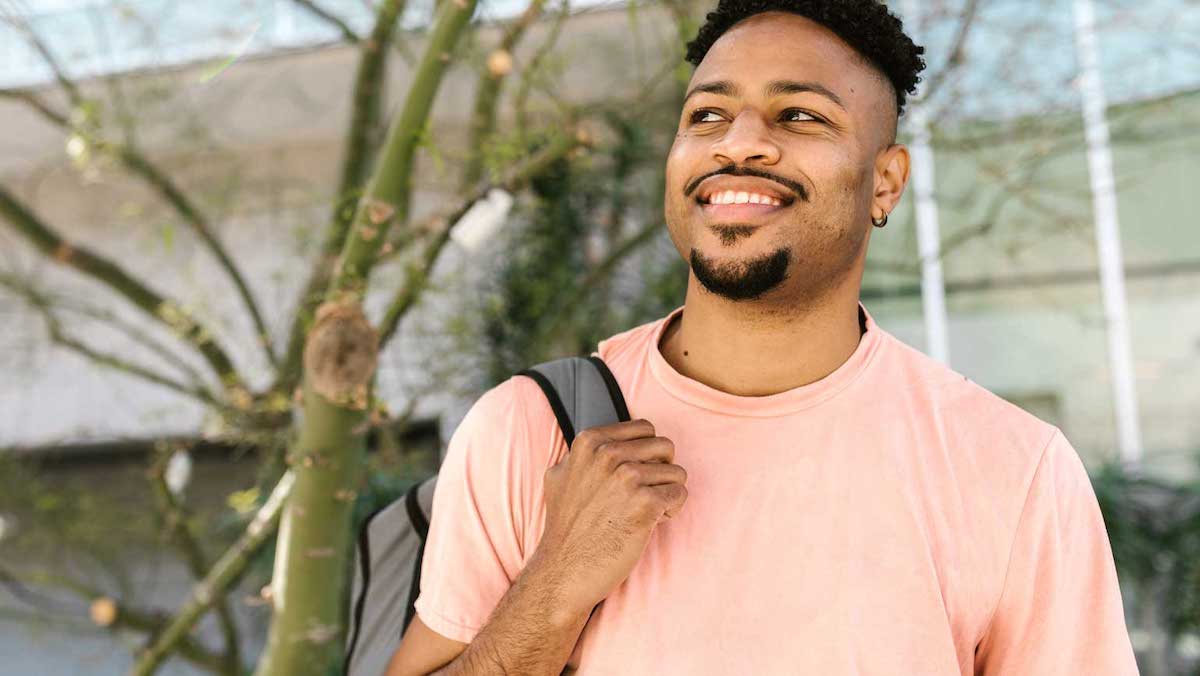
516, 355, 631, 445
344, 475, 437, 676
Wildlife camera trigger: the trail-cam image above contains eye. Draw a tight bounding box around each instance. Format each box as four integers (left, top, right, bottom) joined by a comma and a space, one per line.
781, 108, 819, 123
688, 109, 723, 124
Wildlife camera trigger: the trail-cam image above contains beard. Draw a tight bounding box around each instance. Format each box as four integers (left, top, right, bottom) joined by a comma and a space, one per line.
689, 245, 791, 301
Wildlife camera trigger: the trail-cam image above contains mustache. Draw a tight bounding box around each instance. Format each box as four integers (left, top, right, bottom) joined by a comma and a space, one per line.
684, 165, 809, 203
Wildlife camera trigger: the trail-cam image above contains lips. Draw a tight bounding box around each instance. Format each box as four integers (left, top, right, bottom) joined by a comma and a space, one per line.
699, 199, 787, 221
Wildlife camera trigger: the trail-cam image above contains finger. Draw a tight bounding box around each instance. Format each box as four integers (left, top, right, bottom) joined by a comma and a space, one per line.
646, 482, 688, 518
597, 435, 675, 466
572, 419, 656, 452
623, 461, 686, 486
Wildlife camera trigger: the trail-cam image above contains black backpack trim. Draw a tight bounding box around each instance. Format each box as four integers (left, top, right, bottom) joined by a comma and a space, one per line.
515, 367, 578, 446
344, 502, 389, 674
401, 484, 430, 630
586, 356, 631, 423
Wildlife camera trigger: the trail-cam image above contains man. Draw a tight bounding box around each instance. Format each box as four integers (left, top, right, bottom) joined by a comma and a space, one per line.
388, 0, 1140, 674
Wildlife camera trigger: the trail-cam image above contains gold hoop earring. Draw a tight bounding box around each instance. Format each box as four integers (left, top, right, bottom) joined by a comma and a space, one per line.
872, 213, 888, 228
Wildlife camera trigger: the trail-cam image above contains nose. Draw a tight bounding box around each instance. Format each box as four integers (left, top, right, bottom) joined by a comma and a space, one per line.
710, 110, 781, 166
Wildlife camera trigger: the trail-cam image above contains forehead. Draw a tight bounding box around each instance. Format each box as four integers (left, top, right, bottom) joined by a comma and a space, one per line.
691, 12, 888, 112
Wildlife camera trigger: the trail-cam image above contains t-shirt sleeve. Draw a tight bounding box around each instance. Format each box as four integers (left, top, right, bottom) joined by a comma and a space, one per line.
974, 429, 1140, 675
411, 376, 552, 644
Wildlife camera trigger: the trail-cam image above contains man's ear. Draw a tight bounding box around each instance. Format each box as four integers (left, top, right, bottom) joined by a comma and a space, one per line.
873, 144, 910, 218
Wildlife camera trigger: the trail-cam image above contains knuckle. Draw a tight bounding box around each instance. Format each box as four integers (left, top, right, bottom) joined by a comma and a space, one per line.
595, 443, 621, 469
573, 428, 599, 450
614, 462, 640, 486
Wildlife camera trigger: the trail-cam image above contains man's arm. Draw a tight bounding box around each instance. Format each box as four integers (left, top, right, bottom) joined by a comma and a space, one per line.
387, 550, 591, 676
387, 414, 687, 676
974, 429, 1139, 675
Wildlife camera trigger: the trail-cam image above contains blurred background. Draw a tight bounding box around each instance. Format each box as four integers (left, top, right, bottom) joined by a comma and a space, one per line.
0, 0, 1197, 673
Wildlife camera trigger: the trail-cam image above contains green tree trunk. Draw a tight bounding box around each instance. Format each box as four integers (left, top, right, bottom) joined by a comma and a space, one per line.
253, 0, 478, 673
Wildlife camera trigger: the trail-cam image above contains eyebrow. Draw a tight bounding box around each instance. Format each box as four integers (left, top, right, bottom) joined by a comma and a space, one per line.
682, 79, 847, 111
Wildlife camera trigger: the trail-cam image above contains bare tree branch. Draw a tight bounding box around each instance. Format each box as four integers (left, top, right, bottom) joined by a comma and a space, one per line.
0, 272, 222, 408
916, 0, 983, 100
130, 471, 295, 676
533, 217, 664, 348
515, 0, 572, 142
3, 21, 279, 370
0, 566, 228, 674
149, 450, 242, 674
291, 0, 361, 43
3, 17, 83, 103
56, 302, 213, 390
0, 185, 246, 393
0, 88, 69, 125
377, 127, 586, 347
461, 0, 548, 188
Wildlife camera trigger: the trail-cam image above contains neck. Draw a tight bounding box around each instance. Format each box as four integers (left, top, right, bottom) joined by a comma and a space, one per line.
658, 275, 865, 397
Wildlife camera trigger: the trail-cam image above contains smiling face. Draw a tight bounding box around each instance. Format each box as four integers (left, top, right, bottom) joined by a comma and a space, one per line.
664, 11, 910, 304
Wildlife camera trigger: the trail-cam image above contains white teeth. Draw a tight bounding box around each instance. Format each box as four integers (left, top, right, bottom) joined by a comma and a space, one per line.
705, 190, 782, 206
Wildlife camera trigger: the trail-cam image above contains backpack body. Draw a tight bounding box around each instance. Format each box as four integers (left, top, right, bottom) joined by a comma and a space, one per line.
343, 355, 630, 676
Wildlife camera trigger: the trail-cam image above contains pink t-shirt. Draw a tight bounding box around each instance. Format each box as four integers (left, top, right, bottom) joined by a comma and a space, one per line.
413, 303, 1139, 675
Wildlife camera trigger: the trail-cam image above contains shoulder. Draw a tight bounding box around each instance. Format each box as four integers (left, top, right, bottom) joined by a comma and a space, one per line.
595, 313, 664, 365
874, 328, 1058, 457
449, 373, 570, 472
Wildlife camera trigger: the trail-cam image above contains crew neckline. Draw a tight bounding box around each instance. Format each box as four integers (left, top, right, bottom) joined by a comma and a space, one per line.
645, 301, 884, 417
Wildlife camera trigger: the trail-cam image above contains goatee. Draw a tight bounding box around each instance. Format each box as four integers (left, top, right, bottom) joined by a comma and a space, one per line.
690, 247, 790, 301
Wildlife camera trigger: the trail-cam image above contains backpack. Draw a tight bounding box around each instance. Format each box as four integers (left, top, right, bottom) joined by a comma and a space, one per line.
343, 355, 631, 676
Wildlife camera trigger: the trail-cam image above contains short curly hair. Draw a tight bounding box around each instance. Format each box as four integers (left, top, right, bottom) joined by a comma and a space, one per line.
685, 0, 926, 115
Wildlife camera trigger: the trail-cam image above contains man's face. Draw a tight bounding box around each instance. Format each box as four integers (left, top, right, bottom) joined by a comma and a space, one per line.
664, 12, 904, 304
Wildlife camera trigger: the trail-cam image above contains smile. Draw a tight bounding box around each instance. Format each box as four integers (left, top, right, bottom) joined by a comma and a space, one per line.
698, 192, 789, 221
702, 190, 784, 206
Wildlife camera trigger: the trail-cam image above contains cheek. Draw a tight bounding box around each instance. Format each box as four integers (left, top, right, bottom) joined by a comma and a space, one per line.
663, 141, 696, 213
664, 138, 690, 185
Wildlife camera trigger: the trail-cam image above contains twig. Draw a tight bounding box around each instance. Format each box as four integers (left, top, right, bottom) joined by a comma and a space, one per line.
149, 452, 242, 674
461, 0, 548, 189
0, 185, 246, 393
290, 0, 361, 43
56, 301, 213, 389
5, 20, 278, 370
515, 0, 572, 143
533, 217, 663, 347
0, 566, 228, 674
0, 272, 224, 407
377, 128, 584, 347
130, 471, 295, 676
917, 0, 983, 100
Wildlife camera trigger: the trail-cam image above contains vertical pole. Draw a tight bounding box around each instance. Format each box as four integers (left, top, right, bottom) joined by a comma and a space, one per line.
901, 0, 951, 365
1072, 0, 1143, 465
